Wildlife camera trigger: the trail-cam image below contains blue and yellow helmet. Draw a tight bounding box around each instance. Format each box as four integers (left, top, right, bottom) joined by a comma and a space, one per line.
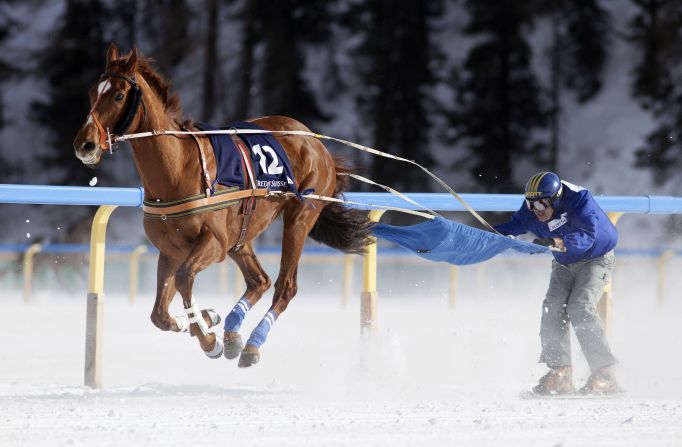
524, 171, 563, 203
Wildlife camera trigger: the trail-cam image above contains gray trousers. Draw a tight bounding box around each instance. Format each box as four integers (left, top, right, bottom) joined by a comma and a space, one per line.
539, 250, 617, 372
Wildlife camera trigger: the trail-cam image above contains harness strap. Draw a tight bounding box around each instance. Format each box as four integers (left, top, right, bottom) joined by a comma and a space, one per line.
267, 190, 436, 219
142, 188, 269, 218
86, 78, 112, 150
184, 126, 213, 197
115, 128, 500, 233
231, 136, 257, 189
230, 136, 258, 252
90, 111, 110, 151
339, 172, 441, 218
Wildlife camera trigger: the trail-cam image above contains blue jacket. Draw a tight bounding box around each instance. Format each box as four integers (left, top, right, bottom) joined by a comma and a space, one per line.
494, 182, 618, 265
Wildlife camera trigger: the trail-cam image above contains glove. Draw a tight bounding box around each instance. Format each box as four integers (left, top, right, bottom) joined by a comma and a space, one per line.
532, 237, 556, 247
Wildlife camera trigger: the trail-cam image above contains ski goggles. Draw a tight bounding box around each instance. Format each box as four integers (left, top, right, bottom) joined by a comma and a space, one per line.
525, 197, 552, 212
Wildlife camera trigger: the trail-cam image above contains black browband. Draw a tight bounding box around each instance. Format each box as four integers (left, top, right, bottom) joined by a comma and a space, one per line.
100, 71, 142, 137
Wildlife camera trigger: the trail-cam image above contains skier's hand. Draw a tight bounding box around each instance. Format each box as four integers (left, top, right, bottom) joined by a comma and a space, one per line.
532, 237, 556, 247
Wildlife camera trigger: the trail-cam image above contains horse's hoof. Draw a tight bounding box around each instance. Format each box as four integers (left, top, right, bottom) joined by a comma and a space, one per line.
223, 332, 243, 360
238, 344, 260, 368
205, 336, 224, 359
203, 309, 221, 328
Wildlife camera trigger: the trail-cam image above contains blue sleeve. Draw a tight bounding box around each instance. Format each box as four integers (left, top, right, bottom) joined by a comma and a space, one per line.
494, 205, 529, 236
562, 195, 599, 255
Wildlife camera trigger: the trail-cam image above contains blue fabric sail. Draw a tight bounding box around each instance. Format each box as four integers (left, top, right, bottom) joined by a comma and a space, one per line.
372, 216, 549, 265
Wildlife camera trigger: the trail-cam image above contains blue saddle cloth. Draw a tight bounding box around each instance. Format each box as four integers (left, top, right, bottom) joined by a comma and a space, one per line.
196, 122, 297, 193
372, 216, 549, 265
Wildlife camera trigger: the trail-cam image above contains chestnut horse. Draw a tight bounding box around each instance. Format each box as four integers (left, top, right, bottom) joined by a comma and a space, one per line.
73, 44, 373, 367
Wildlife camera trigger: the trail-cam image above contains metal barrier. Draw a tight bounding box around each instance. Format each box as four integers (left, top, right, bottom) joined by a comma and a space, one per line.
2, 183, 682, 388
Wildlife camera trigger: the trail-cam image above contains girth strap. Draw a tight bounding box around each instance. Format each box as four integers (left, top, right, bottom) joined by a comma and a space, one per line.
143, 188, 269, 218
230, 135, 258, 252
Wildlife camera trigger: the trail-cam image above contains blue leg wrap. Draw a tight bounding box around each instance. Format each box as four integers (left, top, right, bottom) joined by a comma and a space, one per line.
223, 297, 251, 332
246, 310, 277, 348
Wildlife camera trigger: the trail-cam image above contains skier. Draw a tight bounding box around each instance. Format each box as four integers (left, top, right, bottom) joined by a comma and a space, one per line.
495, 171, 622, 395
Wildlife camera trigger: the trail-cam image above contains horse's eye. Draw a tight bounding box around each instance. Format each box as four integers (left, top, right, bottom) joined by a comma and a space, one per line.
114, 92, 125, 101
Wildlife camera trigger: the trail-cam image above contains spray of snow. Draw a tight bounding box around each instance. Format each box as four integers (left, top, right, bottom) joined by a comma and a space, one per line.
0, 254, 681, 446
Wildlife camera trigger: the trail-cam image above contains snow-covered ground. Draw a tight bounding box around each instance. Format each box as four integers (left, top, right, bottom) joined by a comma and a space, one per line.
1, 254, 681, 446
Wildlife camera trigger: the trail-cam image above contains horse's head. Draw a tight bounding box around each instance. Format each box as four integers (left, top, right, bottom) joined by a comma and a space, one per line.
73, 43, 143, 167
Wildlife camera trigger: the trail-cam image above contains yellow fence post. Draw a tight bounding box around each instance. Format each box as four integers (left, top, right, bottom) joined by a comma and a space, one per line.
657, 249, 675, 307
448, 266, 458, 309
22, 243, 42, 303
598, 212, 625, 337
342, 254, 354, 308
128, 244, 148, 305
361, 210, 385, 336
85, 205, 117, 389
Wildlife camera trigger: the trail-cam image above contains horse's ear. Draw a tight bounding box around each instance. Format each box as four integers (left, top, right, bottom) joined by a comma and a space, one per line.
106, 43, 120, 64
123, 46, 140, 74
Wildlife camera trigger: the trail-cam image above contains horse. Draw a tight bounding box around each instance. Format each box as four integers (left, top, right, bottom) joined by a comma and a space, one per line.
73, 44, 374, 367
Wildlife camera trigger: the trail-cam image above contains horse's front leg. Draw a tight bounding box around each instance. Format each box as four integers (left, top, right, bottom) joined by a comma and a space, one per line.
174, 232, 224, 358
150, 253, 184, 332
223, 243, 271, 360
239, 207, 317, 368
150, 252, 220, 333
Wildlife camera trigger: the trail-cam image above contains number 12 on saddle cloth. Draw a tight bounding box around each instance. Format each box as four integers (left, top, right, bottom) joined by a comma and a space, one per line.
196, 121, 297, 193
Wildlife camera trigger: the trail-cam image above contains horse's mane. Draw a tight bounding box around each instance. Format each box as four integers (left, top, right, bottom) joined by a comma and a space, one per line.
111, 55, 191, 126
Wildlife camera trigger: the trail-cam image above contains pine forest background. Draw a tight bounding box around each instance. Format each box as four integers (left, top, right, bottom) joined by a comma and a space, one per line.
0, 0, 681, 248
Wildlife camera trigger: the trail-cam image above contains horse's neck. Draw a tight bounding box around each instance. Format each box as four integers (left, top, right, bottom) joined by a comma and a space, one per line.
129, 93, 204, 201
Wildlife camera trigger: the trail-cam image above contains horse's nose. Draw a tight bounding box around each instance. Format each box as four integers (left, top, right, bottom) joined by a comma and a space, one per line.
81, 141, 96, 152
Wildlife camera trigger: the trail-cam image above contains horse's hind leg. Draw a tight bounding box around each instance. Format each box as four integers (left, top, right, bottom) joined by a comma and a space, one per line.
223, 243, 271, 359
174, 232, 225, 358
239, 206, 319, 368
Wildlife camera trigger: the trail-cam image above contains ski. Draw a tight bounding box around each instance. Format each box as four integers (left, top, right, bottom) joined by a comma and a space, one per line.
519, 390, 628, 400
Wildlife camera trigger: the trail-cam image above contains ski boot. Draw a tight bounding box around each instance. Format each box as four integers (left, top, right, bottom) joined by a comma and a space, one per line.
579, 367, 623, 395
532, 366, 574, 395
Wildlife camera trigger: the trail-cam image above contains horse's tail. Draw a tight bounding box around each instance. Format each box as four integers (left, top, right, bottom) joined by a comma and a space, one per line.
308, 157, 375, 254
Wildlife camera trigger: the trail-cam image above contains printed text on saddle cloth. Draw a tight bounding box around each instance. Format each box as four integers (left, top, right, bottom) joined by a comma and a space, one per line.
196, 122, 297, 193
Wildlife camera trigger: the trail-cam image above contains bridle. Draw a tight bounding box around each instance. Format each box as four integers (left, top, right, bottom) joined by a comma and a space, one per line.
86, 71, 143, 153
85, 70, 214, 198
